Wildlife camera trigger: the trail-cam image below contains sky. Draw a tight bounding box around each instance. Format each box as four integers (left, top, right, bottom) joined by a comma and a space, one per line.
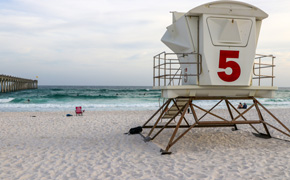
0, 0, 289, 86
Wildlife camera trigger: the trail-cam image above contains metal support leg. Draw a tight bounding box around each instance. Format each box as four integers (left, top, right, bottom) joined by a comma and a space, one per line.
225, 99, 238, 130
253, 99, 271, 137
162, 102, 190, 154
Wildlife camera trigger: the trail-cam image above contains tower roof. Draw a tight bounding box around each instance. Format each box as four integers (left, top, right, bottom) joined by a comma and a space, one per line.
186, 0, 268, 20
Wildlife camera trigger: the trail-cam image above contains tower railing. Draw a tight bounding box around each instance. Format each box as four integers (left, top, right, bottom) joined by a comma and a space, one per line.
253, 54, 276, 86
153, 52, 202, 87
153, 52, 276, 88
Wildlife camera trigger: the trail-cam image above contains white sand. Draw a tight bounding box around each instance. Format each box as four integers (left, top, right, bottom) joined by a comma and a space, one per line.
0, 109, 290, 179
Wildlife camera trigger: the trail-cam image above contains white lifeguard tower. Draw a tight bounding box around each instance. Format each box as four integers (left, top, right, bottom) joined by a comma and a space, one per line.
141, 1, 290, 154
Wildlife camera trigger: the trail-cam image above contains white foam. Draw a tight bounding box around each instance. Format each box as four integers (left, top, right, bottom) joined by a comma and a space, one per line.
0, 98, 14, 103
0, 102, 160, 112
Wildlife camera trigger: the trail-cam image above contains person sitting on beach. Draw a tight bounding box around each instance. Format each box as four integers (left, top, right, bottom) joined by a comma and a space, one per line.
238, 102, 243, 109
243, 103, 247, 109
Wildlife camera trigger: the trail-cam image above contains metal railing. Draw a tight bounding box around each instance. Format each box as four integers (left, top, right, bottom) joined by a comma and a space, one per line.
153, 52, 276, 87
153, 52, 202, 87
253, 54, 275, 86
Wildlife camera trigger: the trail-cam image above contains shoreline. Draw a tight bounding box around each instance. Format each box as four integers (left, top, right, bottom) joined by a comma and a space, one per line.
1, 106, 290, 112
1, 109, 290, 179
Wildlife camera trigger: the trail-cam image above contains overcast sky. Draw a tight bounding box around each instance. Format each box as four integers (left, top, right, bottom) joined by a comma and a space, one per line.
0, 0, 289, 86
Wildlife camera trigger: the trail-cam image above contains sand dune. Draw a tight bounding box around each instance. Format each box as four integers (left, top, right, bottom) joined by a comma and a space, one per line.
0, 109, 290, 179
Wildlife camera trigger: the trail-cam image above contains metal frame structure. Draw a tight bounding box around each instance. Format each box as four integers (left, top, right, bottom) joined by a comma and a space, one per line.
140, 52, 287, 154
253, 54, 276, 86
139, 1, 285, 155
142, 96, 290, 154
153, 52, 202, 87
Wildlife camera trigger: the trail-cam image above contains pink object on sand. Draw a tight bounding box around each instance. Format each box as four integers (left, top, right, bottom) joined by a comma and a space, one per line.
75, 106, 85, 116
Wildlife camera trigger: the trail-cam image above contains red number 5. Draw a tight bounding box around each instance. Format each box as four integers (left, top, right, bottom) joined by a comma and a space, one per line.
217, 50, 240, 82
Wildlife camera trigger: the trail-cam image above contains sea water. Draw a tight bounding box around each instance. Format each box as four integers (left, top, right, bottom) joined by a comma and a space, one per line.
0, 86, 290, 112
0, 86, 160, 112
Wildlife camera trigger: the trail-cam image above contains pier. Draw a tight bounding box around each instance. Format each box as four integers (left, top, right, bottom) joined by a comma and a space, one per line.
0, 75, 38, 93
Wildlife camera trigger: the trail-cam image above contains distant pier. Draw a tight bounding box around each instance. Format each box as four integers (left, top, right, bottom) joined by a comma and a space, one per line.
0, 75, 38, 93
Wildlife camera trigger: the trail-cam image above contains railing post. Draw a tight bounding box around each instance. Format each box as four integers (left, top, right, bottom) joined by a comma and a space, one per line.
169, 59, 174, 86
158, 54, 160, 87
153, 56, 155, 87
272, 56, 274, 86
164, 53, 166, 86
258, 57, 261, 86
197, 54, 200, 85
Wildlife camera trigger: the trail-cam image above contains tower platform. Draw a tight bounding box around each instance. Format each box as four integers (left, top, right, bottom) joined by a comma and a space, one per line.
154, 85, 277, 99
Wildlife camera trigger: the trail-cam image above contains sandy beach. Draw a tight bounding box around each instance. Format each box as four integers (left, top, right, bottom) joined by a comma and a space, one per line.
1, 109, 290, 179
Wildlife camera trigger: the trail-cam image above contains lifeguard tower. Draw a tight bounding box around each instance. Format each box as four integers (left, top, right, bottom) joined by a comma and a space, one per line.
141, 1, 290, 154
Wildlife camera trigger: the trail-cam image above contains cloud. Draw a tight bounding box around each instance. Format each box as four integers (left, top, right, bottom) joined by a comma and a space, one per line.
0, 0, 289, 86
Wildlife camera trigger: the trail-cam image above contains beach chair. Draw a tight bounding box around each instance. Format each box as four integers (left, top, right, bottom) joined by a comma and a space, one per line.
75, 106, 85, 116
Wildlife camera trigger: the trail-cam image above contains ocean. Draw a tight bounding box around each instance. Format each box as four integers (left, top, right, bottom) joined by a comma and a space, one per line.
0, 86, 290, 112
